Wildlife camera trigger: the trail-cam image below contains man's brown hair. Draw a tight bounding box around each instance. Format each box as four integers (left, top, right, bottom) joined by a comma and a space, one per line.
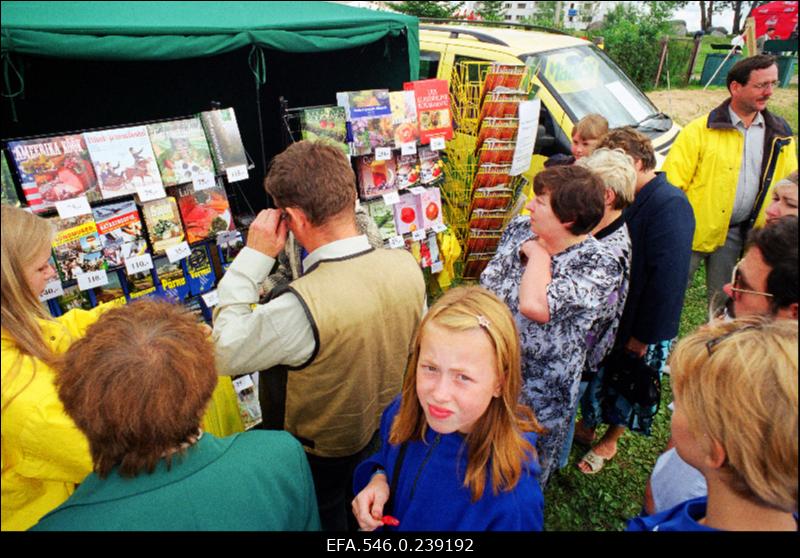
727, 54, 777, 92
598, 126, 657, 172
263, 140, 356, 225
56, 299, 218, 478
532, 165, 605, 235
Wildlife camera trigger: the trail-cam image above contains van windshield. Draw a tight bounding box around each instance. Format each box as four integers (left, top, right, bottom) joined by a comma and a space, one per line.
522, 45, 662, 129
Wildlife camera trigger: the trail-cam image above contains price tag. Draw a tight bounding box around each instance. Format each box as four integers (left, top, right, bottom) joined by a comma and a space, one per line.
166, 241, 192, 263
216, 230, 239, 246
431, 261, 444, 274
375, 147, 392, 161
192, 172, 216, 192
201, 289, 219, 308
125, 253, 154, 276
136, 183, 167, 202
430, 136, 446, 151
412, 229, 427, 241
226, 164, 249, 183
76, 269, 109, 291
232, 374, 255, 392
382, 191, 400, 205
39, 279, 64, 302
388, 235, 405, 249
433, 223, 448, 233
409, 186, 427, 196
55, 196, 92, 219
401, 142, 417, 156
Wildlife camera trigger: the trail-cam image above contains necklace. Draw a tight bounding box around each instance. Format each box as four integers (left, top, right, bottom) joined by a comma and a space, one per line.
161, 428, 204, 459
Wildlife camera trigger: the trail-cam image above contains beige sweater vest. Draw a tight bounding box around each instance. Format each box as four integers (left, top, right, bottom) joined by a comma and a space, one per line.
284, 247, 425, 457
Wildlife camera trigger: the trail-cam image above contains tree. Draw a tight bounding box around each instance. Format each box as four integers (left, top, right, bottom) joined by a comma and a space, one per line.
385, 1, 463, 19
520, 1, 562, 29
476, 1, 507, 22
719, 1, 769, 35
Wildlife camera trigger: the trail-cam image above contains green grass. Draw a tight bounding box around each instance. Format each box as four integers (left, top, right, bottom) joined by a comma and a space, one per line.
543, 264, 708, 531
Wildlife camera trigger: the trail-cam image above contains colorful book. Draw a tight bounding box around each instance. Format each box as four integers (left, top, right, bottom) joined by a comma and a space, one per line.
84, 126, 163, 200
94, 269, 127, 307
403, 79, 453, 145
366, 199, 398, 241
92, 200, 147, 268
216, 230, 245, 272
154, 255, 190, 302
389, 90, 420, 148
176, 182, 235, 244
418, 147, 444, 185
51, 214, 106, 281
393, 192, 424, 235
147, 118, 214, 186
124, 269, 158, 300
199, 108, 248, 175
184, 295, 211, 324
232, 374, 263, 431
56, 284, 94, 313
336, 89, 393, 156
183, 243, 216, 296
356, 154, 398, 200
396, 154, 421, 190
299, 106, 349, 154
141, 197, 185, 255
420, 187, 444, 230
7, 134, 100, 212
1, 151, 21, 207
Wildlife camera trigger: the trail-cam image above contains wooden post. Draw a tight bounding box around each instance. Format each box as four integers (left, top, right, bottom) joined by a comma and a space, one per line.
685, 37, 702, 84
654, 37, 669, 88
745, 17, 757, 57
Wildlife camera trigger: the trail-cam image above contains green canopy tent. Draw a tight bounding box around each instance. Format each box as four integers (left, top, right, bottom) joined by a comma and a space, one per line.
1, 1, 419, 211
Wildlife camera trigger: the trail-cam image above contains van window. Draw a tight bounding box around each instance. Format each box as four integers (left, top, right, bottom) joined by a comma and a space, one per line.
420, 51, 441, 80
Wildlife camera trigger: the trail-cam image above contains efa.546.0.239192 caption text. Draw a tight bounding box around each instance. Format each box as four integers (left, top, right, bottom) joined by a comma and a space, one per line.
327, 538, 474, 552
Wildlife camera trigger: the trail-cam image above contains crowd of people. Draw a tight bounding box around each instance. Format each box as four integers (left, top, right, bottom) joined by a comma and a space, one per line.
1, 54, 797, 532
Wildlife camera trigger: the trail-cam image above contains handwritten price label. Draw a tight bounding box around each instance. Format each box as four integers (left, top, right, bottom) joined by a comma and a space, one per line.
388, 235, 405, 249
412, 229, 427, 241
136, 183, 167, 203
166, 241, 192, 263
433, 223, 448, 233
232, 374, 255, 392
125, 253, 154, 276
382, 191, 401, 205
430, 136, 446, 151
226, 165, 249, 183
201, 289, 219, 308
38, 279, 64, 302
216, 230, 240, 246
401, 142, 417, 156
77, 269, 109, 291
409, 186, 427, 196
431, 261, 444, 274
55, 196, 92, 219
192, 172, 216, 192
374, 147, 392, 161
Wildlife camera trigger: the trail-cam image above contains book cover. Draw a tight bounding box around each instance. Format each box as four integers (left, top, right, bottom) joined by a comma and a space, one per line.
216, 230, 245, 272
482, 63, 530, 98
471, 185, 514, 212
7, 134, 100, 212
396, 154, 420, 190
183, 243, 216, 296
176, 182, 235, 244
467, 230, 502, 255
199, 108, 248, 173
184, 295, 212, 324
154, 255, 190, 302
51, 214, 106, 281
94, 269, 127, 307
141, 197, 185, 255
1, 151, 21, 207
468, 208, 507, 231
478, 140, 517, 165
462, 253, 493, 279
92, 200, 147, 268
479, 92, 529, 120
389, 90, 420, 148
366, 199, 398, 241
403, 79, 453, 145
232, 374, 263, 431
299, 106, 349, 154
84, 126, 163, 200
356, 154, 398, 199
393, 192, 424, 235
420, 187, 444, 230
473, 164, 512, 190
124, 268, 158, 300
476, 117, 519, 149
147, 117, 215, 186
56, 284, 94, 314
418, 146, 444, 185
336, 89, 393, 156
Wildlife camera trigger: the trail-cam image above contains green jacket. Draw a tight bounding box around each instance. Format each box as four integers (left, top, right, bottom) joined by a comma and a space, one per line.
663, 99, 797, 253
30, 432, 320, 531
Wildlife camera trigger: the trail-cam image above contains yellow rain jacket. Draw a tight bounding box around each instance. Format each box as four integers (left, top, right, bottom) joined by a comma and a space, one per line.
663, 99, 797, 254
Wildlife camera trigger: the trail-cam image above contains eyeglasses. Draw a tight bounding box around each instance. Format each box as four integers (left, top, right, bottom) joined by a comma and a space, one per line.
750, 80, 779, 91
706, 324, 760, 355
728, 260, 774, 299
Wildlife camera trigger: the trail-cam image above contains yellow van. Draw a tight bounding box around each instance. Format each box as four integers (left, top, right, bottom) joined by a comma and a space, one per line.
419, 23, 681, 172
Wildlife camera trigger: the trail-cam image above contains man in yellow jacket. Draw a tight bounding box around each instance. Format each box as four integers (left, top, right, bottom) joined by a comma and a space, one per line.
663, 54, 797, 312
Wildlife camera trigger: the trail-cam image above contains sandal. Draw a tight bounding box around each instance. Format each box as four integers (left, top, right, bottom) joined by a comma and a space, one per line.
577, 449, 610, 475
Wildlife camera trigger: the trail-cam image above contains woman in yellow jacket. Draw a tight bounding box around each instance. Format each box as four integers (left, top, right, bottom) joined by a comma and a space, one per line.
1, 205, 243, 531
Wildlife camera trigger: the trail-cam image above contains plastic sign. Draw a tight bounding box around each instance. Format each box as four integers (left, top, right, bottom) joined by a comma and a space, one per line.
433, 223, 448, 233
226, 164, 249, 183
55, 196, 92, 219
430, 136, 446, 151
166, 241, 192, 263
388, 235, 405, 249
375, 147, 392, 161
409, 186, 427, 196
136, 183, 167, 203
412, 229, 427, 241
39, 279, 64, 302
125, 253, 154, 276
201, 289, 219, 308
192, 172, 216, 192
401, 142, 418, 156
382, 191, 401, 205
77, 269, 109, 291
431, 261, 444, 274
232, 374, 255, 392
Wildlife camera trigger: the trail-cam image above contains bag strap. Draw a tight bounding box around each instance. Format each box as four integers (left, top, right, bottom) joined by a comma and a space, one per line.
383, 442, 408, 530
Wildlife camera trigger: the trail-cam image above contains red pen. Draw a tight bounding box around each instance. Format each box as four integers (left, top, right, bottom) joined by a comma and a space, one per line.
381, 515, 400, 527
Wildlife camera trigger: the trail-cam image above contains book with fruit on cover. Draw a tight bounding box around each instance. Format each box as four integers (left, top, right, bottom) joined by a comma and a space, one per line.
396, 153, 421, 191
183, 243, 216, 296
176, 181, 235, 244
366, 199, 398, 241
92, 200, 147, 268
51, 214, 106, 281
420, 187, 444, 230
356, 154, 398, 200
336, 89, 393, 156
7, 134, 100, 213
388, 90, 420, 148
147, 118, 215, 186
84, 126, 163, 200
403, 79, 453, 145
199, 107, 248, 176
141, 197, 185, 255
418, 146, 444, 185
154, 255, 190, 302
393, 192, 424, 235
299, 106, 349, 154
1, 151, 20, 207
93, 269, 127, 307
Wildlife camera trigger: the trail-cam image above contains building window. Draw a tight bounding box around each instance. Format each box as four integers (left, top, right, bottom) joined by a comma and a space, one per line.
504, 14, 512, 20
517, 3, 526, 8
504, 3, 511, 8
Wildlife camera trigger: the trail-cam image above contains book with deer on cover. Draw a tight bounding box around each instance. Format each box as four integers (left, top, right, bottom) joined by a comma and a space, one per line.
7, 134, 100, 213
84, 126, 164, 200
147, 118, 215, 187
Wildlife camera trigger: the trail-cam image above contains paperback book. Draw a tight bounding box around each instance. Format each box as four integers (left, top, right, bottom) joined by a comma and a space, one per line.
93, 269, 127, 307
185, 295, 212, 324
403, 79, 453, 145
51, 214, 106, 281
299, 106, 349, 154
124, 269, 158, 300
232, 374, 263, 431
84, 126, 163, 200
418, 147, 444, 185
365, 199, 398, 241
7, 134, 100, 212
388, 90, 420, 148
199, 108, 249, 175
216, 230, 245, 272
55, 284, 94, 314
356, 154, 398, 200
393, 192, 424, 235
419, 187, 444, 230
336, 89, 393, 156
141, 197, 185, 255
147, 118, 215, 186
1, 151, 20, 207
154, 255, 190, 302
395, 154, 421, 190
176, 182, 235, 244
92, 200, 147, 268
183, 243, 217, 296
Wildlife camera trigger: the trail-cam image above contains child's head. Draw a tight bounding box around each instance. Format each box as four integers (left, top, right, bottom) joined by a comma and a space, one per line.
390, 285, 542, 500
669, 316, 798, 512
571, 113, 609, 159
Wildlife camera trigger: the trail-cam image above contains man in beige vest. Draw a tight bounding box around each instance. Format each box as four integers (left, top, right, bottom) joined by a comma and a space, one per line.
212, 141, 426, 531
